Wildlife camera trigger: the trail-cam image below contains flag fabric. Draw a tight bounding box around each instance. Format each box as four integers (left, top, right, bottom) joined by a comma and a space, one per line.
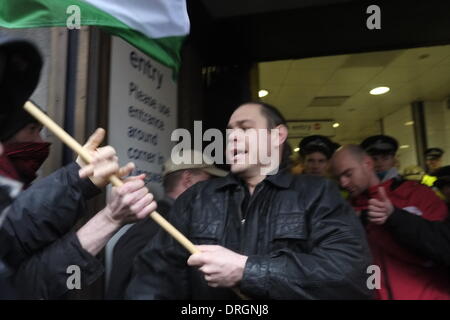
0, 0, 190, 74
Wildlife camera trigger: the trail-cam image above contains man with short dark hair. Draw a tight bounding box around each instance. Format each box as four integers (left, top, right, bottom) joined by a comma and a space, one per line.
126, 102, 372, 300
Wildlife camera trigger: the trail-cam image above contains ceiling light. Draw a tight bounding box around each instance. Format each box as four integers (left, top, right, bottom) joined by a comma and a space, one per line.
294, 147, 300, 152
370, 86, 390, 95
258, 89, 269, 98
399, 145, 410, 149
404, 121, 414, 126
332, 122, 340, 128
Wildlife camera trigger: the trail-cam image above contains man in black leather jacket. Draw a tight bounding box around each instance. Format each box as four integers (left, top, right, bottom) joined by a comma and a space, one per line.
126, 102, 373, 300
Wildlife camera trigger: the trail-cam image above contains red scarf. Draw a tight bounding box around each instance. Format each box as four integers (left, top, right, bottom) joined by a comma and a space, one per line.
0, 142, 50, 188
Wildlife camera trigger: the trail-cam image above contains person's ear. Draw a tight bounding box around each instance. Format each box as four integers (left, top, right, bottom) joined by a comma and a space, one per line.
181, 170, 193, 189
273, 124, 288, 147
363, 155, 374, 170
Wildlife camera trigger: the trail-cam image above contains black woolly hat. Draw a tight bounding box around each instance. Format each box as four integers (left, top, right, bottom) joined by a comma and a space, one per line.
0, 38, 43, 141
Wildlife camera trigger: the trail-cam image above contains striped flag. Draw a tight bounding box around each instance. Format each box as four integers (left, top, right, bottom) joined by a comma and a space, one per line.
0, 0, 190, 74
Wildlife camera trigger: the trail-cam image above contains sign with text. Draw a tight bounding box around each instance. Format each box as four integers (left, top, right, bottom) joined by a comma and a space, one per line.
108, 37, 177, 199
286, 120, 335, 138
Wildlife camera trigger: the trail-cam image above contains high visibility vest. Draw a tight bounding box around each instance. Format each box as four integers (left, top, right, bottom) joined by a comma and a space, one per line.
421, 174, 437, 187
421, 174, 446, 200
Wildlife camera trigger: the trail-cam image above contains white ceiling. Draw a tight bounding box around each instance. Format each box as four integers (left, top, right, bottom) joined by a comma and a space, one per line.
258, 44, 450, 149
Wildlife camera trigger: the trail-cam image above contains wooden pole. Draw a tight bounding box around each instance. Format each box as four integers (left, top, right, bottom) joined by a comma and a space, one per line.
24, 101, 198, 254
24, 101, 247, 299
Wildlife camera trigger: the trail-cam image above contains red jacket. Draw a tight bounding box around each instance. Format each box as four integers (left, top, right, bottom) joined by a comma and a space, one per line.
352, 178, 450, 300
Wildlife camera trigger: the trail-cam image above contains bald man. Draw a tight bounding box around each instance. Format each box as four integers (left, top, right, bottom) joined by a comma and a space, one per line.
331, 144, 450, 300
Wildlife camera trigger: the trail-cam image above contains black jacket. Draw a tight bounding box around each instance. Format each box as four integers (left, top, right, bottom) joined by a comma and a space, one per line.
126, 170, 373, 300
385, 206, 450, 267
0, 162, 103, 299
0, 260, 17, 299
106, 198, 173, 299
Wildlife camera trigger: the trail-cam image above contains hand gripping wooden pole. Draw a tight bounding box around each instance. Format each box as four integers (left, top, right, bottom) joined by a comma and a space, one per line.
24, 101, 248, 299
24, 101, 198, 254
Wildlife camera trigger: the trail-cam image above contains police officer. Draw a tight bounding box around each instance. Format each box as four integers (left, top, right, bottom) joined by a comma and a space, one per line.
298, 135, 339, 177
425, 148, 444, 175
360, 135, 399, 182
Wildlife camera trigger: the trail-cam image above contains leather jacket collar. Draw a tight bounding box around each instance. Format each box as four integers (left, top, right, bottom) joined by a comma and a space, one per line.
214, 167, 293, 191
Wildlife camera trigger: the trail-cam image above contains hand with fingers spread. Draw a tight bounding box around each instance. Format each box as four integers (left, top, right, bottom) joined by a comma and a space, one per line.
367, 186, 394, 225
77, 128, 135, 188
187, 245, 248, 288
104, 174, 157, 226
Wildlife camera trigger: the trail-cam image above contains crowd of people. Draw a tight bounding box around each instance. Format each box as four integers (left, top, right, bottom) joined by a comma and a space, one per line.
282, 132, 450, 300
1, 36, 449, 300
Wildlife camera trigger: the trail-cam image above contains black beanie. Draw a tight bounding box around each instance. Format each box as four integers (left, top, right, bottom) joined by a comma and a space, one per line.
0, 38, 43, 142
0, 104, 39, 142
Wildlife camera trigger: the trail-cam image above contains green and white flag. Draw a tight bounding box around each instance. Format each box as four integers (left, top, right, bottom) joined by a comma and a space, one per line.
0, 0, 190, 74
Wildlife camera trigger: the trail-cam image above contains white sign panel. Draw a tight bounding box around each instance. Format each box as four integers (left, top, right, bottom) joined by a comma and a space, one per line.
287, 120, 335, 137
108, 37, 177, 200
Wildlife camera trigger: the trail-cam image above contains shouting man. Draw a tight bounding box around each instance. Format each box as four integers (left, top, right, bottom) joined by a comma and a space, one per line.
126, 102, 372, 300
